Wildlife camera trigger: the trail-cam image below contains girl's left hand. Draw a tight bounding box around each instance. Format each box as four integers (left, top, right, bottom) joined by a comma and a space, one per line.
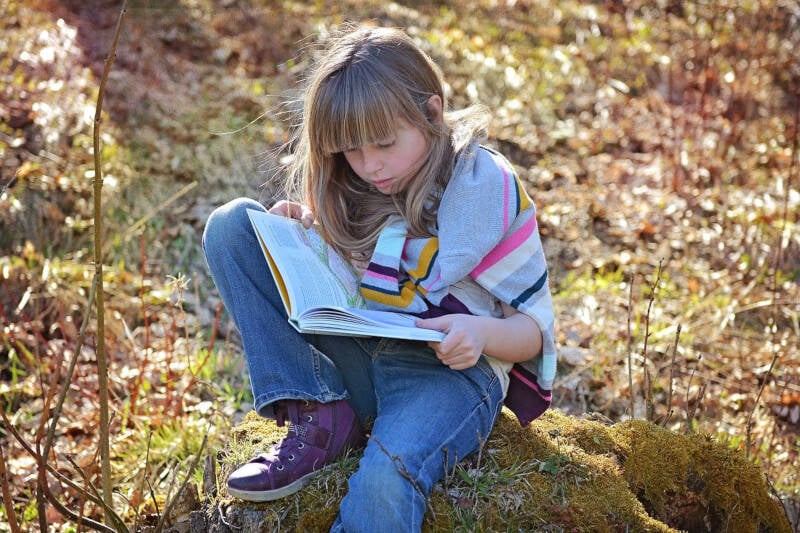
269, 200, 315, 228
415, 314, 487, 370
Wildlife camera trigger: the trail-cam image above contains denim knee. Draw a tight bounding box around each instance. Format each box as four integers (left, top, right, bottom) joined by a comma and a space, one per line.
202, 197, 264, 252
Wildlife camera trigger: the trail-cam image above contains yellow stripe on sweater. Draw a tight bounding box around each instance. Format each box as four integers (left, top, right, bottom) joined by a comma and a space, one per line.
405, 237, 439, 291
360, 279, 419, 309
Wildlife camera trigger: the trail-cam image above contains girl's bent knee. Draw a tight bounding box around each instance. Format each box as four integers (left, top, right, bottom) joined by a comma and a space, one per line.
203, 198, 263, 248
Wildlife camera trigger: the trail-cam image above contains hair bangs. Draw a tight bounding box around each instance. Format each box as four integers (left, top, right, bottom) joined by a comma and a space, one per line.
312, 64, 404, 156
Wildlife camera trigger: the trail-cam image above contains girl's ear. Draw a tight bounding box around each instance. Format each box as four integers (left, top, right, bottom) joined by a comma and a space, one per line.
425, 94, 443, 124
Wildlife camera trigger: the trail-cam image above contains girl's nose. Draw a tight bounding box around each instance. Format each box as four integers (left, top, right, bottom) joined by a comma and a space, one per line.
362, 148, 383, 173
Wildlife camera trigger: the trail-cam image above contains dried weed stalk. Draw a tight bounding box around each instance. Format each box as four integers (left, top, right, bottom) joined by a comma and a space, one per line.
641, 259, 664, 422
91, 0, 128, 523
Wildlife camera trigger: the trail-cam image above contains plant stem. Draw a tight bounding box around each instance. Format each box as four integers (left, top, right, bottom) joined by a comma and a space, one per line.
642, 259, 663, 422
664, 324, 681, 427
626, 272, 635, 419
92, 0, 128, 523
0, 444, 21, 533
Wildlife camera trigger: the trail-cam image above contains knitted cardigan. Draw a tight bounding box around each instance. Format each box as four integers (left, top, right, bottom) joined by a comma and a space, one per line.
359, 141, 556, 426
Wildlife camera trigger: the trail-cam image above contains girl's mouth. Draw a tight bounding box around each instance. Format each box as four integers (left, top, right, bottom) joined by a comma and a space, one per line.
372, 178, 394, 190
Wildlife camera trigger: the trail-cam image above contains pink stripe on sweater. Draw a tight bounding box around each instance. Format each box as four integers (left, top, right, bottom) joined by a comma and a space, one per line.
510, 367, 552, 399
363, 271, 399, 283
470, 215, 537, 279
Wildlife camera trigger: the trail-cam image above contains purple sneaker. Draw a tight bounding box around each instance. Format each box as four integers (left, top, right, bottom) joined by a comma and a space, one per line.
226, 399, 365, 502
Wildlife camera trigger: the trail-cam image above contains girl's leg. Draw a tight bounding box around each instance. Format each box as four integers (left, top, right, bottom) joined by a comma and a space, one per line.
202, 197, 376, 419
202, 198, 377, 501
332, 342, 505, 533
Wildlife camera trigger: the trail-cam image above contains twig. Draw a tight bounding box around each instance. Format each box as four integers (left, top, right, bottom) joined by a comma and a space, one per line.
683, 354, 703, 435
64, 456, 129, 533
0, 409, 127, 532
745, 352, 779, 460
41, 478, 117, 533
154, 435, 208, 533
208, 300, 224, 353
132, 430, 154, 532
369, 435, 429, 505
663, 324, 681, 427
92, 0, 128, 520
128, 234, 151, 421
626, 271, 635, 419
0, 444, 22, 533
764, 471, 794, 529
38, 345, 64, 444
642, 260, 664, 422
36, 346, 65, 531
686, 382, 706, 434
113, 181, 198, 251
39, 274, 98, 528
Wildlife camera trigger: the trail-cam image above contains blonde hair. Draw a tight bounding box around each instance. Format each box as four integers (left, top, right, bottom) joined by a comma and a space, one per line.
284, 25, 488, 260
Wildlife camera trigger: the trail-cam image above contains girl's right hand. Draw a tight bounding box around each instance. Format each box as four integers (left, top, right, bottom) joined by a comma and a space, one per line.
269, 200, 315, 228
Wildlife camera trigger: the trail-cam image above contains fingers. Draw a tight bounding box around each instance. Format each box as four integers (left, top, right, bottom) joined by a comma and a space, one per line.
269, 201, 315, 228
267, 200, 288, 216
298, 207, 315, 228
432, 338, 478, 370
418, 316, 481, 369
437, 352, 478, 370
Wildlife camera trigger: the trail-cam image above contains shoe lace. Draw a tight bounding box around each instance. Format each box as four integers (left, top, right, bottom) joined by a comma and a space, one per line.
262, 399, 328, 470
272, 401, 315, 458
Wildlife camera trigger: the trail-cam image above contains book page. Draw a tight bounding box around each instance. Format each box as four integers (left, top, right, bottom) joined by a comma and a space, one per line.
298, 306, 445, 342
247, 209, 364, 317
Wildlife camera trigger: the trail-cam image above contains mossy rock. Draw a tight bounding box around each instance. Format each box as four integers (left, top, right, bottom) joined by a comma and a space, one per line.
200, 409, 790, 532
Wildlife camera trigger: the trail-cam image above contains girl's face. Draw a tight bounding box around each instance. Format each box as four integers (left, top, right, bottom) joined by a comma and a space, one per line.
342, 120, 429, 195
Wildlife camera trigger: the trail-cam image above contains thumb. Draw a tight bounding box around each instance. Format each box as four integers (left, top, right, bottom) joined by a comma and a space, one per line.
299, 206, 315, 228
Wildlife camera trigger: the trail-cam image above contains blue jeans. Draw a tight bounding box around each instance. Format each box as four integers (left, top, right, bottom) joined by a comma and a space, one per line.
202, 198, 504, 532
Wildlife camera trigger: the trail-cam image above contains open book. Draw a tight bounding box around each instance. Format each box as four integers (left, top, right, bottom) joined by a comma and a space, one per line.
247, 209, 445, 342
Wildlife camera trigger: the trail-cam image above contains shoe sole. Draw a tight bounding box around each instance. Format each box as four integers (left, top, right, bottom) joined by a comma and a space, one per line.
226, 470, 319, 502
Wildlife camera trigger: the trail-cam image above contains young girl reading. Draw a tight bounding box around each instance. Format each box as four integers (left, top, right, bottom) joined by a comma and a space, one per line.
203, 25, 556, 531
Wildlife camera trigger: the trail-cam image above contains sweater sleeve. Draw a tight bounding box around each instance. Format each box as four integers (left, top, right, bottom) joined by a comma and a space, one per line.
439, 145, 557, 388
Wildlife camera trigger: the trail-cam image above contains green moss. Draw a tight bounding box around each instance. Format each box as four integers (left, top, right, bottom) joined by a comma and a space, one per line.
610, 420, 790, 532
687, 434, 790, 533
211, 409, 790, 532
611, 420, 693, 517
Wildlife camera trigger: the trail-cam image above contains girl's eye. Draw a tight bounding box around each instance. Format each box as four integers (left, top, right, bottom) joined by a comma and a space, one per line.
377, 140, 395, 149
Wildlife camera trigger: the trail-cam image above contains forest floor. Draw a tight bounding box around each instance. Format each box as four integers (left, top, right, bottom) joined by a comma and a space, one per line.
1, 0, 799, 530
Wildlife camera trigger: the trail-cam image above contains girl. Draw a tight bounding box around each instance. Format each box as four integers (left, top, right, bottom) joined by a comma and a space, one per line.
203, 25, 556, 532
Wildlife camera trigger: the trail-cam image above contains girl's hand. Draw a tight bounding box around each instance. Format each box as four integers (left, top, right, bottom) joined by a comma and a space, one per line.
416, 305, 543, 369
415, 314, 487, 370
269, 200, 315, 228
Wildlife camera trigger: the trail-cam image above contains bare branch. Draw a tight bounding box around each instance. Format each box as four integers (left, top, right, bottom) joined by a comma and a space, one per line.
92, 0, 128, 521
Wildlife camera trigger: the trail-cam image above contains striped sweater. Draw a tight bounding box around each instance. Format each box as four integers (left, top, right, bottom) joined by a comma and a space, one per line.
359, 142, 556, 426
